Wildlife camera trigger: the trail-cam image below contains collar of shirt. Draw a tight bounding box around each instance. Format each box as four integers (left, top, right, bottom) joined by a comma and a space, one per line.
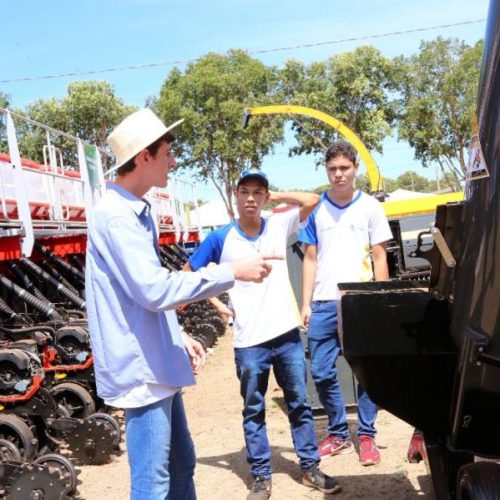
106, 182, 151, 219
106, 182, 159, 258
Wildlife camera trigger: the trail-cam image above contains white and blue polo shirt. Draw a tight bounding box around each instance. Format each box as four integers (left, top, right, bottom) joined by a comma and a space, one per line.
189, 208, 303, 348
298, 191, 392, 301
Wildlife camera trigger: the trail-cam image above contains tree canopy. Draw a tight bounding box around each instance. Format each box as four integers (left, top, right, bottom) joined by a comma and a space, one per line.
0, 92, 9, 109
155, 50, 285, 218
0, 92, 10, 153
397, 37, 483, 188
64, 81, 136, 154
14, 81, 135, 168
279, 46, 402, 161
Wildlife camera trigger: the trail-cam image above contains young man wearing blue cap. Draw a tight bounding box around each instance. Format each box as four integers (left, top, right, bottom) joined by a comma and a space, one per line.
187, 169, 341, 499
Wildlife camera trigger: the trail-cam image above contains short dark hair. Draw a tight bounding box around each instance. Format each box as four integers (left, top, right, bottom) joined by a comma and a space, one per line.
116, 131, 176, 176
325, 140, 357, 164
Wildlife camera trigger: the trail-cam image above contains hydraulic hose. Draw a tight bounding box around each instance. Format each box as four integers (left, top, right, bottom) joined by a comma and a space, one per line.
0, 324, 56, 336
172, 243, 190, 261
19, 259, 86, 310
40, 259, 80, 294
162, 244, 187, 267
0, 273, 61, 320
35, 242, 85, 281
0, 295, 20, 322
7, 260, 49, 303
69, 255, 84, 272
159, 247, 183, 271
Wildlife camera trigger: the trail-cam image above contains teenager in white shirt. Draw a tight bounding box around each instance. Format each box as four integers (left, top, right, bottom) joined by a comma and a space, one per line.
299, 141, 392, 466
188, 169, 341, 499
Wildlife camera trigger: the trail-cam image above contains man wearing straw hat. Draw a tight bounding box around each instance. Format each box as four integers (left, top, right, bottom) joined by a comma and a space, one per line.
85, 108, 280, 500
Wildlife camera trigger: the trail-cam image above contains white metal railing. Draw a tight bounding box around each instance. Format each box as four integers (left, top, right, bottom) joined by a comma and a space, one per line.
0, 115, 87, 228
146, 176, 201, 244
0, 107, 201, 255
4, 109, 34, 256
0, 108, 104, 255
0, 159, 12, 223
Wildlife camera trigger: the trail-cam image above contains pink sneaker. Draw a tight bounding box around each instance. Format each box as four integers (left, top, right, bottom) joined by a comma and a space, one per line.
407, 429, 426, 463
318, 435, 354, 459
358, 435, 381, 466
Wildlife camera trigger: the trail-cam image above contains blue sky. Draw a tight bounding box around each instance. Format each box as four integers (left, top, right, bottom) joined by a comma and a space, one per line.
1, 0, 490, 200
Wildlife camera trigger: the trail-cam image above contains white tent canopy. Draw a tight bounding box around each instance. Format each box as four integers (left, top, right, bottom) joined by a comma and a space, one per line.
385, 188, 430, 201
190, 199, 234, 228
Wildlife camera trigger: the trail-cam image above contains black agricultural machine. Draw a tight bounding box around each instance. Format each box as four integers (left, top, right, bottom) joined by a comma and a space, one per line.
158, 243, 229, 348
338, 1, 500, 498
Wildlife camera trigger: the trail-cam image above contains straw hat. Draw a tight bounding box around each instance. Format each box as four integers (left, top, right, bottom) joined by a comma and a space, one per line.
107, 108, 183, 172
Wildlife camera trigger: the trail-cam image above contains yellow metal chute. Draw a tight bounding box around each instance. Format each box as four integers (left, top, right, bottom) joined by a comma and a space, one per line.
243, 105, 384, 194
242, 104, 464, 217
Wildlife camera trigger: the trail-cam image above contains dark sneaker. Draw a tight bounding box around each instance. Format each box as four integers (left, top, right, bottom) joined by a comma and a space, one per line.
247, 476, 272, 500
303, 463, 341, 494
359, 435, 381, 466
318, 434, 354, 459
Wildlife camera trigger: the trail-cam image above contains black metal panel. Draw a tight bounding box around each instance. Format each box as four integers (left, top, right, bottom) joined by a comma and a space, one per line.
449, 0, 500, 457
338, 281, 457, 434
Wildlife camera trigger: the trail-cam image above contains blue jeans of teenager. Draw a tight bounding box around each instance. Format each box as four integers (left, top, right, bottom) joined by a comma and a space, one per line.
234, 328, 320, 479
307, 300, 377, 439
125, 392, 196, 500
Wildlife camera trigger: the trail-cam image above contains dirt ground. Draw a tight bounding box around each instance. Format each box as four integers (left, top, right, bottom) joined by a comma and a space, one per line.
78, 332, 434, 499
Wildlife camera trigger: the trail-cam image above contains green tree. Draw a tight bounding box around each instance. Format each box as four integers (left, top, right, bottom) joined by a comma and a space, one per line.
15, 97, 70, 163
439, 171, 462, 192
394, 171, 432, 192
17, 81, 135, 168
64, 81, 136, 159
355, 173, 371, 193
185, 198, 207, 210
155, 50, 286, 219
312, 183, 329, 195
279, 46, 402, 160
0, 92, 8, 109
397, 37, 483, 185
0, 92, 10, 153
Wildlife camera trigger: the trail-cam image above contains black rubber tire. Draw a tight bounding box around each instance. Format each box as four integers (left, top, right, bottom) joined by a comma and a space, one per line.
51, 381, 96, 418
193, 323, 217, 349
85, 412, 122, 447
0, 414, 36, 460
209, 315, 226, 336
0, 437, 22, 462
458, 462, 500, 500
35, 452, 78, 495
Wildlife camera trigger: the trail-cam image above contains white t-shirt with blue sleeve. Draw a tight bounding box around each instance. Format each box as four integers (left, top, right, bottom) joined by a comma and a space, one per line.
189, 207, 304, 348
298, 191, 393, 301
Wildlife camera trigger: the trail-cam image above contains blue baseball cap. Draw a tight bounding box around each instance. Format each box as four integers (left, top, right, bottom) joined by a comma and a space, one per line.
237, 168, 269, 189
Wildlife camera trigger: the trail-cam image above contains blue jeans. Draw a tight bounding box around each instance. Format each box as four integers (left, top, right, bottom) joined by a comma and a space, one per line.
234, 328, 320, 478
125, 392, 196, 500
307, 300, 377, 439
